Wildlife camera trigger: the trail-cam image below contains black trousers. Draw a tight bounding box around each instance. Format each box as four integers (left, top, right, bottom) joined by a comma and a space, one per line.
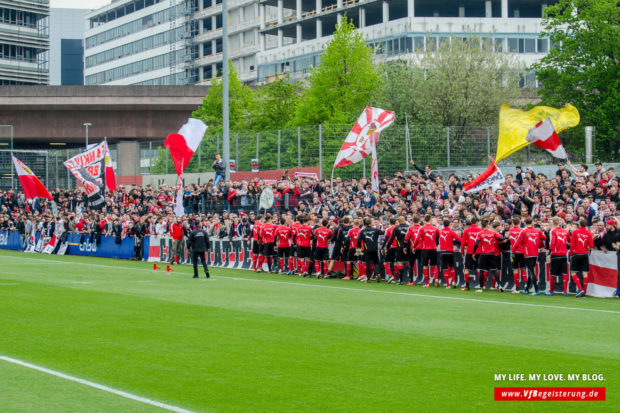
524, 256, 539, 293
192, 250, 209, 277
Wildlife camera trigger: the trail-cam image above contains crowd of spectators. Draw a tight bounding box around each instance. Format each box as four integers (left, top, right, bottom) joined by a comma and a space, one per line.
0, 159, 619, 270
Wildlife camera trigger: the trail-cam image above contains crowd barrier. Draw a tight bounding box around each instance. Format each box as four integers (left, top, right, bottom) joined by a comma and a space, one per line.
0, 230, 616, 297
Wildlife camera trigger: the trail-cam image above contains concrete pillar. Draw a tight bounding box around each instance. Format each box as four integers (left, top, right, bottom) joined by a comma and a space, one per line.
212, 39, 217, 54
337, 12, 342, 24
199, 67, 204, 81
296, 23, 302, 43
316, 18, 322, 38
296, 0, 302, 19
212, 15, 217, 29
260, 4, 265, 29
277, 28, 283, 47
359, 7, 365, 27
316, 0, 321, 13
485, 0, 492, 18
260, 33, 265, 51
117, 141, 139, 177
407, 0, 414, 18
239, 5, 244, 22
277, 0, 283, 24
383, 1, 389, 23
337, 0, 342, 9
212, 63, 217, 77
458, 6, 465, 17
501, 0, 508, 18
541, 4, 547, 17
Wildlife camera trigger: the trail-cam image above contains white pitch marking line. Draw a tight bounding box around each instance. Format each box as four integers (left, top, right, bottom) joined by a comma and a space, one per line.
0, 356, 196, 413
4, 254, 620, 315
0, 282, 19, 286
68, 281, 93, 284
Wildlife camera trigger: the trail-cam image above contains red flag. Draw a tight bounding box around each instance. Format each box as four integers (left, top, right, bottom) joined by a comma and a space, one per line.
164, 118, 208, 175
104, 141, 116, 191
525, 117, 567, 159
333, 107, 395, 168
464, 157, 505, 193
587, 250, 618, 297
12, 155, 52, 200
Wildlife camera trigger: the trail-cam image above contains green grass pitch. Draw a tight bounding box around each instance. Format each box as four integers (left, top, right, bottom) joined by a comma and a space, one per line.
0, 249, 617, 412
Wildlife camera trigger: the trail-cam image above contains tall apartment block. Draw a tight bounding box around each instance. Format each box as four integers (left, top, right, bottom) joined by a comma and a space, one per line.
84, 0, 555, 86
0, 0, 50, 85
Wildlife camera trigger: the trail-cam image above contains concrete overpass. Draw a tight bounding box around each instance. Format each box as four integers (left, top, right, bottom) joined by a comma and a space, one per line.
0, 85, 209, 148
0, 85, 209, 179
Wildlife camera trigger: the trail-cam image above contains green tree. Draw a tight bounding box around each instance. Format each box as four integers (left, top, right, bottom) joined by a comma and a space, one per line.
532, 0, 620, 160
192, 62, 256, 134
293, 17, 380, 126
250, 75, 301, 131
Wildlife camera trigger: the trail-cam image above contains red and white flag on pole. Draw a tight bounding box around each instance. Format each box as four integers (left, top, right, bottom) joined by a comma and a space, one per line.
164, 118, 208, 175
333, 107, 395, 168
103, 140, 116, 191
525, 117, 567, 159
464, 156, 505, 193
12, 155, 52, 200
587, 250, 618, 298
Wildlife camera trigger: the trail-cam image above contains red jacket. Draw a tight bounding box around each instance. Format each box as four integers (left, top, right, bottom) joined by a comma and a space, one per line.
515, 227, 546, 258
508, 226, 524, 254
314, 227, 333, 248
461, 224, 482, 255
474, 229, 503, 255
414, 224, 439, 250
275, 225, 292, 248
570, 227, 593, 256
170, 223, 184, 240
439, 227, 462, 252
549, 227, 570, 256
260, 223, 277, 244
296, 224, 313, 247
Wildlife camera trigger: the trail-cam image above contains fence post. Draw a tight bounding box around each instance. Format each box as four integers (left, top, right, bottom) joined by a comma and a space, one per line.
585, 126, 594, 163
446, 126, 451, 168
235, 133, 239, 167
318, 124, 323, 179
149, 141, 152, 174
297, 126, 301, 168
486, 127, 491, 159
45, 152, 49, 187
256, 132, 260, 161
277, 129, 281, 169
66, 149, 71, 189
363, 158, 366, 177
216, 134, 220, 154
198, 144, 201, 170
55, 152, 58, 188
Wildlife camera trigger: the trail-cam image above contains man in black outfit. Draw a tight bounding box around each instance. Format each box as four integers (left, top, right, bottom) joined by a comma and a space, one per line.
357, 217, 384, 283
187, 225, 211, 279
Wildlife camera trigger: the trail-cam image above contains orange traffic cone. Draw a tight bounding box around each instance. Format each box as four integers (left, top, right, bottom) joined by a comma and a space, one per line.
153, 263, 161, 272
166, 264, 174, 273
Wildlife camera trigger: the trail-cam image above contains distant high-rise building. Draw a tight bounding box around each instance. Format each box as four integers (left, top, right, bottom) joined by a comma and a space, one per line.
0, 0, 50, 85
84, 0, 556, 88
49, 8, 87, 85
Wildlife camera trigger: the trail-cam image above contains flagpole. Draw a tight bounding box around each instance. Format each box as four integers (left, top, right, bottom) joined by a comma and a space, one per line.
222, 0, 230, 182
330, 167, 335, 194
404, 113, 410, 171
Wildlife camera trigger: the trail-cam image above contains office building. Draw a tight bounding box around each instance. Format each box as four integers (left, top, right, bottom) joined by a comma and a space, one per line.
49, 8, 87, 85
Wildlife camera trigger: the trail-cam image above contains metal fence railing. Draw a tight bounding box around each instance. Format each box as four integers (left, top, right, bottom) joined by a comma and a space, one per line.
0, 124, 599, 191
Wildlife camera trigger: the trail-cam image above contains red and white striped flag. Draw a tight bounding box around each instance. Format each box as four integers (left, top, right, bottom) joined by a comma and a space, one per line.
333, 107, 395, 168
587, 250, 618, 298
164, 118, 208, 175
12, 156, 52, 200
525, 117, 567, 159
464, 157, 505, 193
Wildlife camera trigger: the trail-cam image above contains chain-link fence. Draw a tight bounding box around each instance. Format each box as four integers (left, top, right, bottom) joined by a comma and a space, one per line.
0, 123, 594, 191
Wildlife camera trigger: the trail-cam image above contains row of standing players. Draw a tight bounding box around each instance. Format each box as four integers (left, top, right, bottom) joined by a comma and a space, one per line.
247, 213, 594, 297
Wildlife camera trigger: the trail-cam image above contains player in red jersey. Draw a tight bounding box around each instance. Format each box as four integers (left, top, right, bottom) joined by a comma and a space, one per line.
259, 215, 278, 273
508, 216, 526, 293
291, 215, 303, 274
295, 214, 314, 276
548, 216, 570, 296
382, 218, 398, 281
439, 219, 462, 288
460, 217, 482, 291
472, 219, 505, 292
343, 219, 362, 280
384, 216, 410, 284
515, 216, 547, 295
413, 214, 440, 287
570, 218, 594, 297
275, 217, 293, 274
313, 219, 333, 278
251, 214, 263, 272
404, 215, 421, 285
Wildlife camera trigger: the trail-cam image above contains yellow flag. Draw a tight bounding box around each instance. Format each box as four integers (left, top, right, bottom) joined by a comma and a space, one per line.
496, 104, 580, 162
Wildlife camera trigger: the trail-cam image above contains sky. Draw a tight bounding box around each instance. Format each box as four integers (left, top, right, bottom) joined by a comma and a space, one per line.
51, 0, 111, 10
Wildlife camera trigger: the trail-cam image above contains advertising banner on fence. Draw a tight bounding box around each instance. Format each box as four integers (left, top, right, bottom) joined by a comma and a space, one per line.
66, 233, 135, 259
0, 230, 22, 250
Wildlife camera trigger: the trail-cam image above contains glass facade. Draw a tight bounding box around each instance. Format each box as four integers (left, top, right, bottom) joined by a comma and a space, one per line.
85, 49, 186, 84
60, 39, 83, 85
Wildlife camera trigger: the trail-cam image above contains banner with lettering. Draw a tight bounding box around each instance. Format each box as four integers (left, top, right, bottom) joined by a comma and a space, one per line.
64, 142, 108, 210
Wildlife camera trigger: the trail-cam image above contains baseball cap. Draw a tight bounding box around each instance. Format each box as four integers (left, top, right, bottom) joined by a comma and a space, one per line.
606, 219, 616, 226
